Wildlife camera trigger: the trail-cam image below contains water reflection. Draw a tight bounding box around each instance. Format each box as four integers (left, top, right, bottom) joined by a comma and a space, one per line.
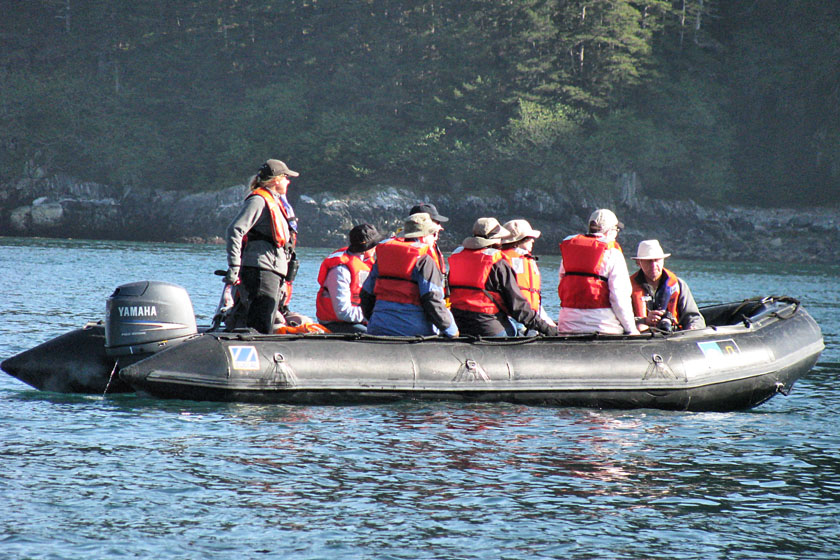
3, 238, 840, 559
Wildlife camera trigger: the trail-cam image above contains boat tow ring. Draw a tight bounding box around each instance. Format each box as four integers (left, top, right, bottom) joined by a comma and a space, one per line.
455, 359, 491, 383
644, 353, 678, 380
273, 351, 298, 386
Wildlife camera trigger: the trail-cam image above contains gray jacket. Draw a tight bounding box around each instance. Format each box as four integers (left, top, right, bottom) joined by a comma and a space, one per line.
226, 193, 289, 276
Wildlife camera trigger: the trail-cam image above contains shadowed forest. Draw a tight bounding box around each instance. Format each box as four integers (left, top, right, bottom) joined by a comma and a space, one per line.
2, 1, 838, 206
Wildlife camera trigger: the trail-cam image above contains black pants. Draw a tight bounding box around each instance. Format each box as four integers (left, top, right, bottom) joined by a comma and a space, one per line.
240, 266, 284, 334
322, 321, 368, 334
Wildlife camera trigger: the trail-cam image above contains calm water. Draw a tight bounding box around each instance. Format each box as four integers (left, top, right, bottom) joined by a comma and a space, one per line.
1, 237, 839, 560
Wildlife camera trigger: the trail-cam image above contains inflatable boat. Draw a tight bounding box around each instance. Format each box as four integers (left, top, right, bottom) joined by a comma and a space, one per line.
1, 281, 824, 411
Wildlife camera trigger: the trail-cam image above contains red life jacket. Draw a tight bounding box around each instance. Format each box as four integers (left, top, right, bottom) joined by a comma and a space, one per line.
448, 247, 506, 314
630, 268, 681, 323
373, 238, 431, 305
558, 234, 620, 309
501, 248, 541, 312
245, 187, 292, 248
316, 247, 373, 323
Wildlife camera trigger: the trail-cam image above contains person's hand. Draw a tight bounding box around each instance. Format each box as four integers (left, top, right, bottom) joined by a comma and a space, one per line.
224, 266, 240, 285
645, 309, 665, 327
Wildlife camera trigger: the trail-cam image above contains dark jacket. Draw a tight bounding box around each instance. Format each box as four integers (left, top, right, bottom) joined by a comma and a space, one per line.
451, 259, 558, 337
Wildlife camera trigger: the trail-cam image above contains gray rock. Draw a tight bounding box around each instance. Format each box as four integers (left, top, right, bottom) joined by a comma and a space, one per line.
30, 202, 64, 227
1, 172, 839, 262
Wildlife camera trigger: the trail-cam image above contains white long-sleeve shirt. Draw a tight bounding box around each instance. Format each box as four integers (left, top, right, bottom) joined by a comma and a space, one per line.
323, 262, 367, 324
556, 233, 639, 335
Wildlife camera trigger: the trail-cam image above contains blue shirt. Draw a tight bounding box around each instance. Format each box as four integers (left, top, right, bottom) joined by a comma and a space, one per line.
361, 253, 458, 338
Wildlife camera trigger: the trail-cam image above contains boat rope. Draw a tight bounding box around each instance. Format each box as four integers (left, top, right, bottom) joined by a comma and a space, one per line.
103, 360, 118, 396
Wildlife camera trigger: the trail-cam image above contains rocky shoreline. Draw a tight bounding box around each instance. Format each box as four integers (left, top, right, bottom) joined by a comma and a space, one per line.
2, 172, 838, 263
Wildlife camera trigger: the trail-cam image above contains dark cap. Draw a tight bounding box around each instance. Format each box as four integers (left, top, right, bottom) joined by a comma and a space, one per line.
258, 159, 299, 180
409, 203, 448, 223
348, 224, 382, 253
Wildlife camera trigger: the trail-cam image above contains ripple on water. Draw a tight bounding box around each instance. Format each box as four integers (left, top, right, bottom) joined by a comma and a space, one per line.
2, 240, 840, 559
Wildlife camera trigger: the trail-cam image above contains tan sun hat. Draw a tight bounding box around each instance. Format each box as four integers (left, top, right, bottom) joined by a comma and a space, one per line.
632, 239, 671, 260
502, 219, 541, 244
588, 209, 623, 232
462, 217, 510, 250
402, 213, 443, 239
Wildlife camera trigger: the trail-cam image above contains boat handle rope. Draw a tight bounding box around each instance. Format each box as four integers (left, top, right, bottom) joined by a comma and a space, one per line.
774, 382, 790, 396
103, 360, 119, 397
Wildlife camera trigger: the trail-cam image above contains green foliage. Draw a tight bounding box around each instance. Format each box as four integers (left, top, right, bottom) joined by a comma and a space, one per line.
1, 0, 838, 207
210, 81, 311, 187
720, 0, 840, 205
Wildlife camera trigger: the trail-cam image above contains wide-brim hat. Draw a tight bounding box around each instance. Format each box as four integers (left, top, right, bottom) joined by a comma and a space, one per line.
462, 217, 510, 250
632, 239, 671, 260
409, 203, 448, 223
348, 223, 382, 253
402, 213, 443, 239
259, 159, 299, 179
502, 219, 541, 244
588, 208, 623, 232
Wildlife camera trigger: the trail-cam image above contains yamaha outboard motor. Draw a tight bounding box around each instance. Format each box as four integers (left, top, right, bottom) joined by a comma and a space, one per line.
105, 281, 198, 356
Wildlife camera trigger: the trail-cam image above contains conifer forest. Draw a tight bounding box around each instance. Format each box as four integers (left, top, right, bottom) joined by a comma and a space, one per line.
2, 1, 839, 206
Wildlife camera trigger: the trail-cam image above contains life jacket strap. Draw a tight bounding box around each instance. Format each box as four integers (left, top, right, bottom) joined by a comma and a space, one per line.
449, 285, 507, 314
565, 271, 608, 283
378, 275, 416, 283
245, 230, 273, 243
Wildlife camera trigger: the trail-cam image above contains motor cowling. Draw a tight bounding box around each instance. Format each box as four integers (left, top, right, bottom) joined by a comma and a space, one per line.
105, 281, 198, 357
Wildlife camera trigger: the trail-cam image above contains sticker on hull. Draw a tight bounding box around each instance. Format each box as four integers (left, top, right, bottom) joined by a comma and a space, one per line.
697, 339, 741, 362
229, 345, 260, 370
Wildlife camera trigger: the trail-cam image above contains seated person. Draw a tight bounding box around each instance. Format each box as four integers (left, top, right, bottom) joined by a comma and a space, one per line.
360, 213, 458, 337
315, 224, 381, 333
629, 240, 706, 331
501, 219, 557, 334
409, 202, 449, 292
557, 209, 639, 335
448, 217, 558, 337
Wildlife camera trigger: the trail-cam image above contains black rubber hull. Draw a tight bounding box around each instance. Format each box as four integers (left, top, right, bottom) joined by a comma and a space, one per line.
119, 301, 824, 411
1, 325, 134, 394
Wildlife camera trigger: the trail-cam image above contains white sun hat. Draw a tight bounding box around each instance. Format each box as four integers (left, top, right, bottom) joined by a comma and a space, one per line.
632, 239, 671, 260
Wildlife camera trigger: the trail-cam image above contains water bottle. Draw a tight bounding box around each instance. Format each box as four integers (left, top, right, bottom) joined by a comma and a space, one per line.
221, 284, 234, 312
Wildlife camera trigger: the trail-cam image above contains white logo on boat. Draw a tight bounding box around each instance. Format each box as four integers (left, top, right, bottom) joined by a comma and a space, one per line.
229, 345, 260, 370
118, 305, 158, 317
698, 339, 741, 362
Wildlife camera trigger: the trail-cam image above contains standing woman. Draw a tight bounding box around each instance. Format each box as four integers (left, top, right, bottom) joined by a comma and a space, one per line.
224, 159, 299, 334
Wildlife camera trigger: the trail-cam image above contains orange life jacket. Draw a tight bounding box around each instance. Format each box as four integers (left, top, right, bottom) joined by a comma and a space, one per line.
558, 234, 621, 309
630, 268, 681, 323
316, 247, 372, 323
501, 248, 541, 312
373, 238, 431, 305
274, 323, 331, 334
448, 247, 506, 314
245, 187, 292, 248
